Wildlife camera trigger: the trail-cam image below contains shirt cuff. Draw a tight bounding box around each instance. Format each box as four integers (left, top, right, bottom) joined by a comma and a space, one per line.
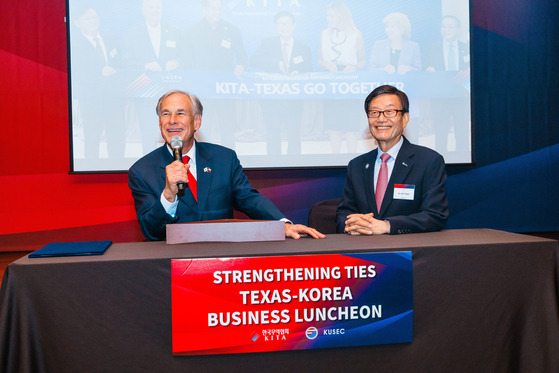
160, 192, 178, 217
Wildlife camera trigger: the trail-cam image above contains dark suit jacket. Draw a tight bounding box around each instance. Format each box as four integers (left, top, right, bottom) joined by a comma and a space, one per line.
336, 137, 449, 234
128, 142, 285, 240
250, 36, 313, 73
122, 23, 181, 70
183, 19, 248, 71
71, 31, 122, 100
425, 40, 469, 71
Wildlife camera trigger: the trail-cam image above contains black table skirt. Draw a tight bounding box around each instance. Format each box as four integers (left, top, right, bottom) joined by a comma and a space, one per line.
1, 229, 558, 372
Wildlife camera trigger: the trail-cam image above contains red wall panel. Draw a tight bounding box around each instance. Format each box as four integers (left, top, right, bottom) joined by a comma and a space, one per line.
0, 1, 143, 251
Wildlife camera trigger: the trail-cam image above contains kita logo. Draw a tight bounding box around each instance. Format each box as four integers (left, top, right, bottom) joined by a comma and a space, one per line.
305, 326, 318, 340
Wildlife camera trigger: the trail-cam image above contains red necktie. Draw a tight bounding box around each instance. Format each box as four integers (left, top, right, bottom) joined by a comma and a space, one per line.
375, 153, 390, 211
182, 156, 197, 202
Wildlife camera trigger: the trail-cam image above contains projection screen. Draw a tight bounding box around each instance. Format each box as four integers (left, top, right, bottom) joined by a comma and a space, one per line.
67, 0, 472, 172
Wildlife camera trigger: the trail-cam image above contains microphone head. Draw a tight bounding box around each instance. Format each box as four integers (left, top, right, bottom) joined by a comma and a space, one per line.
170, 135, 183, 150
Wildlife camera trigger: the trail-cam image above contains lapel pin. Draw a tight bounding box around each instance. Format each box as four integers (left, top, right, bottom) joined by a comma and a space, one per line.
365, 163, 370, 169
402, 162, 408, 167
204, 167, 211, 173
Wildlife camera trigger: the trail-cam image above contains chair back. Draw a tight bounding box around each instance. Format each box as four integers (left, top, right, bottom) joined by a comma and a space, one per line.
307, 198, 342, 234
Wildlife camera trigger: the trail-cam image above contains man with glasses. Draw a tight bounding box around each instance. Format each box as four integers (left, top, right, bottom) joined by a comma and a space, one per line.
128, 90, 325, 241
336, 85, 449, 235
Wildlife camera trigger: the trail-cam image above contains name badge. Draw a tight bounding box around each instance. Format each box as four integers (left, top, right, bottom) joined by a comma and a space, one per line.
221, 40, 231, 49
166, 40, 176, 48
393, 184, 415, 200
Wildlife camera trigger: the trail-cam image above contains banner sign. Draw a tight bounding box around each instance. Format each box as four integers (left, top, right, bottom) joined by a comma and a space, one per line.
126, 71, 470, 100
172, 252, 413, 356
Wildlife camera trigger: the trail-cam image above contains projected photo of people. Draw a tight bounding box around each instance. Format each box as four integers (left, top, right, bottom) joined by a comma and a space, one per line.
424, 15, 471, 155
70, 4, 126, 161
183, 0, 248, 149
251, 11, 313, 156
318, 1, 366, 73
122, 0, 182, 155
67, 0, 472, 171
369, 12, 422, 74
318, 1, 366, 154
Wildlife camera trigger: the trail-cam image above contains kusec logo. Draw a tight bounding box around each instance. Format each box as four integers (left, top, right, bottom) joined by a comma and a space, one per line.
305, 327, 318, 340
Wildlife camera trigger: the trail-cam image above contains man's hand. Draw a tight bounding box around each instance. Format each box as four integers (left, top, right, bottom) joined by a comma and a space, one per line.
398, 65, 413, 75
163, 160, 189, 202
324, 61, 338, 72
165, 60, 180, 71
383, 64, 396, 74
145, 61, 162, 72
285, 223, 326, 239
344, 213, 390, 235
234, 64, 245, 76
102, 66, 117, 76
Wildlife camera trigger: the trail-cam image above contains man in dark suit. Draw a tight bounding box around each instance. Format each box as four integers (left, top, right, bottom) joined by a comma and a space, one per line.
183, 0, 247, 73
336, 85, 449, 235
250, 12, 312, 75
250, 11, 313, 155
71, 5, 125, 159
129, 90, 325, 241
123, 0, 181, 73
183, 0, 248, 149
425, 15, 470, 154
122, 0, 182, 154
425, 16, 469, 72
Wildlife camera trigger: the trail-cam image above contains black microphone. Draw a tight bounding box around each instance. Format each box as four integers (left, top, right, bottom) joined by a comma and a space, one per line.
170, 135, 185, 197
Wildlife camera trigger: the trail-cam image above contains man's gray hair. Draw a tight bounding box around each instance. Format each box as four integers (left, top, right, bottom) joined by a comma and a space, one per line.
155, 90, 204, 117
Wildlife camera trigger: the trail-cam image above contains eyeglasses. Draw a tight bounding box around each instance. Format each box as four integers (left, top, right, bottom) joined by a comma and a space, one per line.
367, 109, 405, 118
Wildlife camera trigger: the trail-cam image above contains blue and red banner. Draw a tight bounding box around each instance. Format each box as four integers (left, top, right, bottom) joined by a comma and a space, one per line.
172, 252, 412, 355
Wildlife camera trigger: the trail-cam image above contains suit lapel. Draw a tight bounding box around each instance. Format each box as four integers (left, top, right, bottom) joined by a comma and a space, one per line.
195, 142, 213, 218
365, 149, 379, 215
159, 144, 171, 185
